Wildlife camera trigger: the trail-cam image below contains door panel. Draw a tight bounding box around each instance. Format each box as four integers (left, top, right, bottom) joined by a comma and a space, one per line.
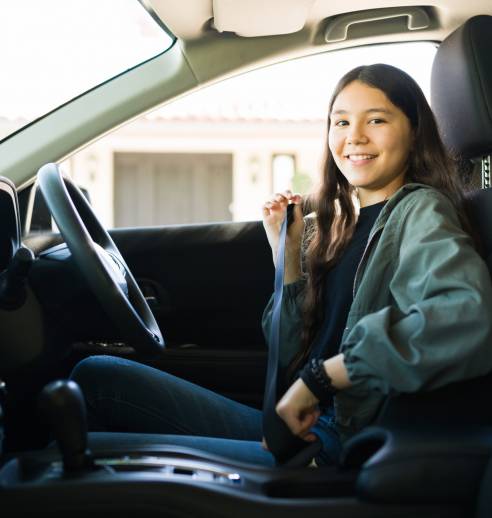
108, 220, 274, 407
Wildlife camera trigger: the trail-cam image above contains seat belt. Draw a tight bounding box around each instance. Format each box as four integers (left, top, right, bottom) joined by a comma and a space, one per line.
262, 204, 322, 466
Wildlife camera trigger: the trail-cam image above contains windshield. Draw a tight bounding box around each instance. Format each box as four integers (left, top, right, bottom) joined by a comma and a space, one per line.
0, 0, 173, 142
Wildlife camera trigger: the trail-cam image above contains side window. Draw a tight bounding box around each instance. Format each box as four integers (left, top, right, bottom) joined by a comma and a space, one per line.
59, 42, 436, 229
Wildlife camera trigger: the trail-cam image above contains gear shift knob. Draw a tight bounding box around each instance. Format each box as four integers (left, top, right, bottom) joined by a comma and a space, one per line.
39, 380, 94, 472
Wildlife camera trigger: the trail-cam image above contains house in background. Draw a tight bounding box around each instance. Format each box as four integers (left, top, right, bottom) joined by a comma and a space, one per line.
59, 94, 326, 229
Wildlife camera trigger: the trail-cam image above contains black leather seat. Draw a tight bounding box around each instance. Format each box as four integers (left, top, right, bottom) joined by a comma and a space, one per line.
432, 15, 492, 518
432, 15, 492, 271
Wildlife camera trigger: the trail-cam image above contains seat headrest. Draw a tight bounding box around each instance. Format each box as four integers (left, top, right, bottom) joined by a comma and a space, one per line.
431, 15, 492, 159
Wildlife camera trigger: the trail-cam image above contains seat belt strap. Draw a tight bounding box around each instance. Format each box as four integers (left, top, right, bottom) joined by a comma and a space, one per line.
262, 205, 321, 466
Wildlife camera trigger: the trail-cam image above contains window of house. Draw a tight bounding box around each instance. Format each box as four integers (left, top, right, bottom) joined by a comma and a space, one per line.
272, 154, 296, 193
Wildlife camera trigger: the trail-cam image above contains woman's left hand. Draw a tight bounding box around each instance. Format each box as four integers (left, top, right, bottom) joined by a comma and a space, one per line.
276, 378, 320, 442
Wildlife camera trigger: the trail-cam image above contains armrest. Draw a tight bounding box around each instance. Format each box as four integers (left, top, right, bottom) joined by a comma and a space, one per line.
341, 426, 492, 505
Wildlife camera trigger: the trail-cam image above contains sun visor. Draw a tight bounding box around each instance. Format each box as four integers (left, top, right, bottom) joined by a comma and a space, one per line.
212, 0, 315, 37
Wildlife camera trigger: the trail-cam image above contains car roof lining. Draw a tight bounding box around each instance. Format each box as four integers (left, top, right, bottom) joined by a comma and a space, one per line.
147, 0, 492, 42
147, 0, 492, 86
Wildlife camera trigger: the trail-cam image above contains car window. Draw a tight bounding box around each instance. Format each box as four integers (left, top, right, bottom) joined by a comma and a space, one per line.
0, 0, 173, 143
59, 42, 436, 229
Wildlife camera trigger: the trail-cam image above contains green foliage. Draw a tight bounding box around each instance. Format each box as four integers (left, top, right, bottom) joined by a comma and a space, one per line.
291, 170, 312, 194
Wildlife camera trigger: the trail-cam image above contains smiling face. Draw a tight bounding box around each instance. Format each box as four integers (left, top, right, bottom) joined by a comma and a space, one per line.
328, 80, 414, 207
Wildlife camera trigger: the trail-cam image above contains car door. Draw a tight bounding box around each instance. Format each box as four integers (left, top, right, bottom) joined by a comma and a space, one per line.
108, 220, 273, 408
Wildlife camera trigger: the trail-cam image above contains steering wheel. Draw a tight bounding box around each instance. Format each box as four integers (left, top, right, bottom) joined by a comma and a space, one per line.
37, 163, 165, 356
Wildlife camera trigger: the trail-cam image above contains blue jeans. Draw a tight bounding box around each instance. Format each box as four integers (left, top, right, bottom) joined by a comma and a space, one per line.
70, 355, 341, 467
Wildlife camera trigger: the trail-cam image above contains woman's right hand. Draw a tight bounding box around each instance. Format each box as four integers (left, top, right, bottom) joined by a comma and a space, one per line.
262, 190, 305, 278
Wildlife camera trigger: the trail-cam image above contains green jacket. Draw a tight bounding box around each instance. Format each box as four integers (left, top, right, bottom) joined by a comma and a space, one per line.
262, 184, 492, 441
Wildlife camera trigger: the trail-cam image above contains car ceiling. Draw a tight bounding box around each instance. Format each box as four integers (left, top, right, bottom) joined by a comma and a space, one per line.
148, 0, 492, 42
145, 0, 492, 87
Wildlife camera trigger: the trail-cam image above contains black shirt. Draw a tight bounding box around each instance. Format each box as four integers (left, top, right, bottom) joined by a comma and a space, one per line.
308, 200, 386, 361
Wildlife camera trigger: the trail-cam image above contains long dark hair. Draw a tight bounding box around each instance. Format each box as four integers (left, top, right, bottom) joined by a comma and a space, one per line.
290, 63, 472, 375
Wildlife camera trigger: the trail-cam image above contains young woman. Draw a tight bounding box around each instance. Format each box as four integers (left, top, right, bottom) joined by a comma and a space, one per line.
71, 64, 492, 467
262, 63, 492, 461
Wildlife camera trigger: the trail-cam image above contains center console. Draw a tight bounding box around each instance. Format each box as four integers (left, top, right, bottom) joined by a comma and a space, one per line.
0, 380, 487, 518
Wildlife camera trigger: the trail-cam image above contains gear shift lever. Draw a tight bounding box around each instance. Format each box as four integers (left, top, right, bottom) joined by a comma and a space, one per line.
39, 380, 95, 472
